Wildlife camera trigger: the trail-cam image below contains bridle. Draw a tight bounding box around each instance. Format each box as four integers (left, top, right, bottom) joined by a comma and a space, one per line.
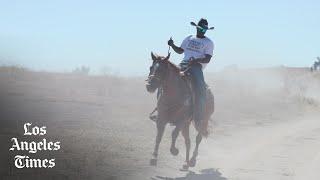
146, 52, 171, 87
146, 74, 162, 84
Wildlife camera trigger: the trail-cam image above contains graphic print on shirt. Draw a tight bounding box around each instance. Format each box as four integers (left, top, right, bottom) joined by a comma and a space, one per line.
185, 40, 205, 53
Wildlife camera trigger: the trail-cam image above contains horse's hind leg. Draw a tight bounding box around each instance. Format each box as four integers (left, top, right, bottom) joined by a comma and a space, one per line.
181, 122, 191, 170
150, 120, 166, 166
189, 132, 202, 167
170, 126, 180, 156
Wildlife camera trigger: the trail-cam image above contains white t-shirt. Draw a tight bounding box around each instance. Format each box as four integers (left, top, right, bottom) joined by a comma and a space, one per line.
180, 35, 214, 69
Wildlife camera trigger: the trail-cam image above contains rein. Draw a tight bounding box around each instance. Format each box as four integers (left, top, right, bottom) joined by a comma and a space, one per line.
147, 74, 161, 82
149, 62, 192, 121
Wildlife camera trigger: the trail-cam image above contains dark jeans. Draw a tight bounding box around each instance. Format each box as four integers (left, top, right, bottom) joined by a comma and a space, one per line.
180, 63, 206, 122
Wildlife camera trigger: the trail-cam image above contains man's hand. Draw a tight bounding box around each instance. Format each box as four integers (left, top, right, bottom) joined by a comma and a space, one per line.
188, 57, 198, 65
188, 55, 212, 65
168, 38, 174, 47
168, 37, 184, 54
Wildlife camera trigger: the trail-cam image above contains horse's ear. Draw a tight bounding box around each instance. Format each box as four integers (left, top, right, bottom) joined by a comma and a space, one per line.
151, 52, 157, 60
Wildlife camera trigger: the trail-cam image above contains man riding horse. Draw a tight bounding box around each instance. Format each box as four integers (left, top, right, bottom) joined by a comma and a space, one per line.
168, 18, 214, 127
145, 18, 215, 169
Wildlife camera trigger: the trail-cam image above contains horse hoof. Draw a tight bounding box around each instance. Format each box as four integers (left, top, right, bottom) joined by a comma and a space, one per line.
150, 158, 157, 166
182, 164, 189, 171
170, 147, 179, 156
189, 158, 196, 167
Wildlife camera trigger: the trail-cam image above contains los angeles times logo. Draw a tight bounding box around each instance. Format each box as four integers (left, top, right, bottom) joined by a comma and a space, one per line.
9, 123, 61, 168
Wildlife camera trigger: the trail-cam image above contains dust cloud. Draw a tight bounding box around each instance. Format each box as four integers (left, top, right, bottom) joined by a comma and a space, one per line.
0, 66, 319, 180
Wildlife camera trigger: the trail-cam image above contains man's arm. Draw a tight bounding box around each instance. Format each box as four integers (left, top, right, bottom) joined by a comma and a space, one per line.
171, 44, 184, 54
168, 39, 184, 54
191, 54, 212, 64
191, 39, 214, 64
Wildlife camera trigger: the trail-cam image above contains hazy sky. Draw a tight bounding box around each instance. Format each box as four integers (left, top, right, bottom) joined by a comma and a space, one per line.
0, 0, 319, 75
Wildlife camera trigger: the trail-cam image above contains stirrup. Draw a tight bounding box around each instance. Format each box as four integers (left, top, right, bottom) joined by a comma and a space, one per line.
149, 107, 158, 122
149, 115, 157, 122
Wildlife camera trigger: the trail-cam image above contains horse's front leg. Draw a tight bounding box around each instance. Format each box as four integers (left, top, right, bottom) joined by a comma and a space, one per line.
181, 122, 191, 170
150, 120, 166, 166
170, 125, 181, 156
189, 132, 202, 167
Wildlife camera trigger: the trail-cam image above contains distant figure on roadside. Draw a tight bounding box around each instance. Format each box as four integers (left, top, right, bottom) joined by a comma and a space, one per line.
311, 57, 320, 72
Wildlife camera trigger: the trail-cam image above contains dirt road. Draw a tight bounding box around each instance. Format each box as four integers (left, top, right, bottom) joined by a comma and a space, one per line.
0, 67, 319, 180
194, 116, 320, 180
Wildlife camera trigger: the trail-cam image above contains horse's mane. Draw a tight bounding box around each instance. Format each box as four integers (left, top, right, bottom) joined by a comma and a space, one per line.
166, 60, 181, 73
155, 54, 181, 73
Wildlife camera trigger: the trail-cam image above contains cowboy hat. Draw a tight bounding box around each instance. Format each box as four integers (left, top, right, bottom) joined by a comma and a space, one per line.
190, 18, 214, 30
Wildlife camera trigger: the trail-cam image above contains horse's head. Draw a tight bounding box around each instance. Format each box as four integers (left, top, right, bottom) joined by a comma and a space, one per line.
146, 52, 170, 93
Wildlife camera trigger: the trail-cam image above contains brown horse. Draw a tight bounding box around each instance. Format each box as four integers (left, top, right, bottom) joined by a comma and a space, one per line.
146, 52, 214, 170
